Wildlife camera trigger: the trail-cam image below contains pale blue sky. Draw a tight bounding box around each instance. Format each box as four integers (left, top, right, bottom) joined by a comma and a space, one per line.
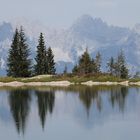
0, 0, 139, 28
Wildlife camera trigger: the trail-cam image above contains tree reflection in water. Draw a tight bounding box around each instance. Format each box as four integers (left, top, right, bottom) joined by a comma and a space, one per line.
109, 86, 128, 112
8, 89, 31, 134
78, 87, 101, 115
35, 90, 55, 129
7, 86, 129, 135
62, 86, 128, 115
79, 86, 128, 113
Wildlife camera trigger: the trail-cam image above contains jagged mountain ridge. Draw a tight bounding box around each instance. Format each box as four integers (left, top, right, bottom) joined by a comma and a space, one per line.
0, 15, 140, 75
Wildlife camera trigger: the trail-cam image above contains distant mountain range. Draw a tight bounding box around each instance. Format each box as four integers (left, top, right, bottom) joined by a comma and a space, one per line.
0, 15, 140, 75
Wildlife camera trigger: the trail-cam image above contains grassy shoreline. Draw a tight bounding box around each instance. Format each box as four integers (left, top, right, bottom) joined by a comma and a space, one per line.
0, 74, 139, 83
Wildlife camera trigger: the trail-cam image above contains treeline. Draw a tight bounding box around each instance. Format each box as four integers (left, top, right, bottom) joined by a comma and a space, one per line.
7, 27, 55, 77
72, 49, 128, 79
7, 26, 128, 79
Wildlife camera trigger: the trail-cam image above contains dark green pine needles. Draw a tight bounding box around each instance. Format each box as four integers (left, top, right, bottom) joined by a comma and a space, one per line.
46, 47, 56, 75
34, 33, 47, 75
7, 27, 31, 77
34, 33, 56, 75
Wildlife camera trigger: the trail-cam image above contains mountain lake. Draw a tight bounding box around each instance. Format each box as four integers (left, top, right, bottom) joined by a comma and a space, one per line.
0, 85, 139, 140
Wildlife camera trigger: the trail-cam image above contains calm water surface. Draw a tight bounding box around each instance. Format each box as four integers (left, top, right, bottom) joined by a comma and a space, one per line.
0, 86, 140, 140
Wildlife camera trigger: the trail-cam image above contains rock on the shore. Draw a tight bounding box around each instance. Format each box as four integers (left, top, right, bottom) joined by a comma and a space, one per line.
0, 81, 72, 87
81, 81, 129, 86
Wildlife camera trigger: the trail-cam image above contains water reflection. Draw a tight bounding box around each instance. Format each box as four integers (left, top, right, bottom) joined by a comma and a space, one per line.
109, 87, 128, 112
35, 90, 55, 129
60, 86, 128, 113
78, 87, 101, 115
8, 89, 31, 134
0, 86, 139, 140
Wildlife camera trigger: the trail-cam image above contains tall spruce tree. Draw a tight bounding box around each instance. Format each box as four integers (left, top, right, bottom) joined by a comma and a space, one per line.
46, 47, 56, 74
7, 29, 20, 77
78, 49, 92, 74
34, 33, 47, 75
18, 27, 31, 77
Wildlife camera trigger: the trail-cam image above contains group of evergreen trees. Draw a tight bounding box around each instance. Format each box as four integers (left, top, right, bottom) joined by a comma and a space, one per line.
72, 49, 128, 79
7, 27, 129, 79
7, 27, 55, 77
72, 49, 102, 75
107, 50, 128, 78
34, 33, 55, 75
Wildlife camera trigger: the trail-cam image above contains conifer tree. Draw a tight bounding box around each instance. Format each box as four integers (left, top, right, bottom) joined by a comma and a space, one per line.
72, 64, 78, 74
46, 47, 56, 74
78, 49, 92, 74
7, 27, 31, 77
94, 52, 102, 73
107, 57, 115, 75
120, 64, 128, 79
18, 27, 31, 77
7, 29, 20, 77
34, 33, 47, 75
115, 50, 128, 78
91, 58, 96, 74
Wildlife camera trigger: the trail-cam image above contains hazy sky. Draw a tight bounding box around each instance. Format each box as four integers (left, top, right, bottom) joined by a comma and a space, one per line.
0, 0, 139, 28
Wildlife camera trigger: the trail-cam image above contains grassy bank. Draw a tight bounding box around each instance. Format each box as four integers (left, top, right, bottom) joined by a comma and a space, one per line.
0, 74, 130, 83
